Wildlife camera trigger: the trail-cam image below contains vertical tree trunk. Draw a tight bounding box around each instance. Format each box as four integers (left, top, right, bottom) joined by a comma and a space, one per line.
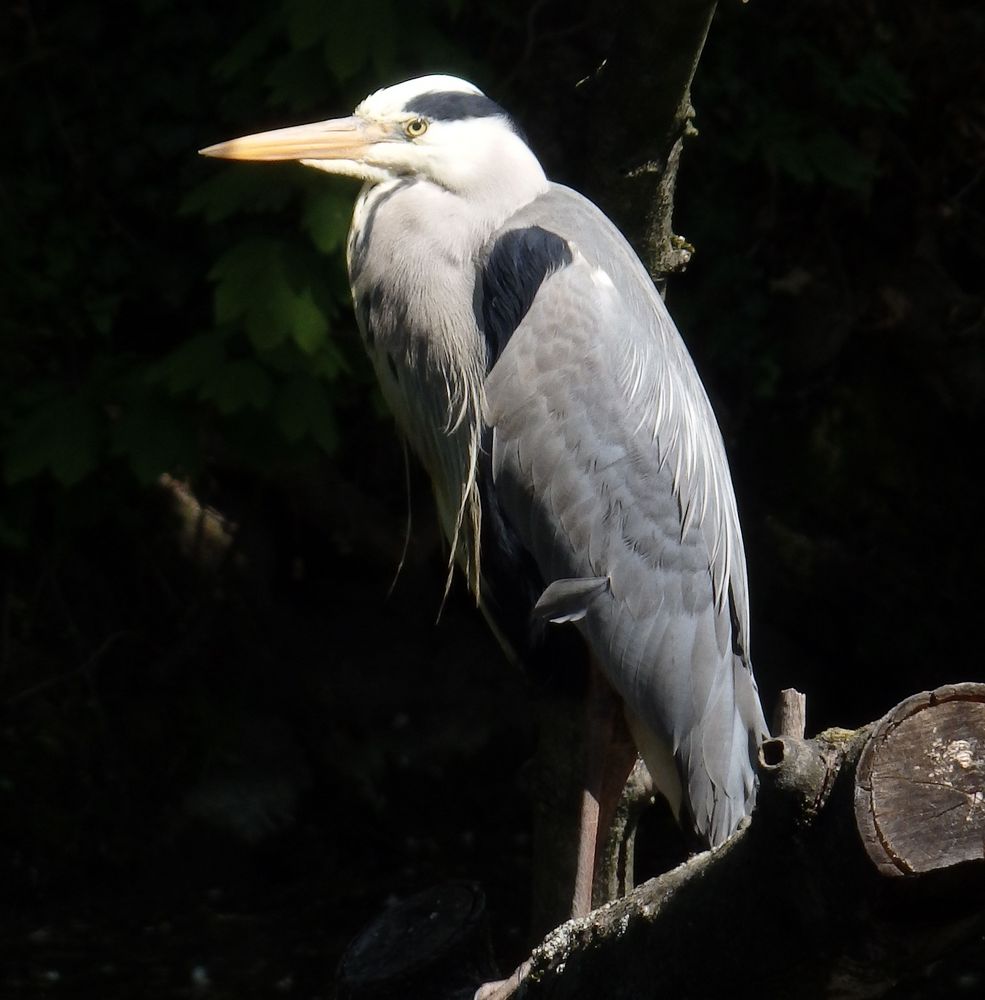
576, 0, 718, 279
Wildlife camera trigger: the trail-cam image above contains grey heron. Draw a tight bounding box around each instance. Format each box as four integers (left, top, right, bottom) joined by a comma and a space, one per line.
202, 74, 769, 913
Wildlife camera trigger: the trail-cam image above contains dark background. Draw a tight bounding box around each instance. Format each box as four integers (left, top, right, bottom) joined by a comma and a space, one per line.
2, 1, 983, 995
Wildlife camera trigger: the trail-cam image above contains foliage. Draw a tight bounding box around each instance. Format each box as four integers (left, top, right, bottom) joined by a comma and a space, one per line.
675, 7, 912, 406
0, 0, 466, 547
716, 43, 909, 196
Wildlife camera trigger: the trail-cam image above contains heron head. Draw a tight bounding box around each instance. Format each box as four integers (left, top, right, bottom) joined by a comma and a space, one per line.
200, 75, 546, 200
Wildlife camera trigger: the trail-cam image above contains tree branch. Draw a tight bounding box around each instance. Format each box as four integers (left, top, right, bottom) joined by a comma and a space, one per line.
335, 685, 985, 999
510, 684, 985, 999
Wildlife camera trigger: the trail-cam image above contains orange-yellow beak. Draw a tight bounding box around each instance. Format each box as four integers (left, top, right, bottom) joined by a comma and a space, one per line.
199, 115, 383, 162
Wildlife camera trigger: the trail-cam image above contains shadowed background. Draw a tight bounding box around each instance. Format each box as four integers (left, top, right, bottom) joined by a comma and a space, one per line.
1, 0, 982, 995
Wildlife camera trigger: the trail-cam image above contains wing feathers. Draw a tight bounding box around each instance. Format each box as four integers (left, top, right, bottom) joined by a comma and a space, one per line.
533, 576, 610, 624
482, 186, 767, 846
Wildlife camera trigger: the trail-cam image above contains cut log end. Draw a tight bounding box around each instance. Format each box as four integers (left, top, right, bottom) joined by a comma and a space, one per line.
855, 683, 985, 878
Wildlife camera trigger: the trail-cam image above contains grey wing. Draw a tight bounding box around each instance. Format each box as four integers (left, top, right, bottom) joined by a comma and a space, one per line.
483, 204, 767, 845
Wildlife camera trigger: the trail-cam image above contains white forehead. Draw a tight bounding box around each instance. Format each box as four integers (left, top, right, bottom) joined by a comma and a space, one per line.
355, 75, 484, 118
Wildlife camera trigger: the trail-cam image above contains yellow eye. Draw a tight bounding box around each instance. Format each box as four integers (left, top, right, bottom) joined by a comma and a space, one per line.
405, 117, 428, 138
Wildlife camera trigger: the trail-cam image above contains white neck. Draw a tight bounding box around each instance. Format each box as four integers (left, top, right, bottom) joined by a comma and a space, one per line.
423, 122, 549, 224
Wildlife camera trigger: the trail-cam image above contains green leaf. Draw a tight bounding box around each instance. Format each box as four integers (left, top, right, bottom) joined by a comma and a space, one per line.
265, 48, 333, 111
215, 21, 275, 82
3, 397, 101, 486
244, 275, 296, 352
767, 137, 815, 185
182, 167, 292, 223
808, 131, 877, 195
0, 509, 28, 549
86, 293, 122, 336
286, 286, 329, 355
210, 240, 295, 350
146, 334, 227, 394
852, 52, 910, 114
111, 400, 199, 483
369, 2, 398, 79
198, 360, 273, 414
302, 188, 353, 254
322, 0, 384, 82
273, 377, 311, 442
285, 0, 328, 50
285, 375, 339, 452
308, 338, 348, 380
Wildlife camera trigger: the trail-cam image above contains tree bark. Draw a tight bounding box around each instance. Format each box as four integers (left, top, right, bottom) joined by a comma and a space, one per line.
773, 686, 809, 739
507, 684, 985, 999
335, 685, 985, 999
575, 0, 718, 280
334, 684, 985, 1000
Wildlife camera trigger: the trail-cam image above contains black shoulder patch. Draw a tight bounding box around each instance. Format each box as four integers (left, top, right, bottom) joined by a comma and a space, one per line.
403, 90, 506, 123
478, 226, 573, 367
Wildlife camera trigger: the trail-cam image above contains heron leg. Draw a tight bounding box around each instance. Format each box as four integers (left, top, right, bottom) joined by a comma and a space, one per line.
474, 669, 636, 1000
572, 660, 640, 916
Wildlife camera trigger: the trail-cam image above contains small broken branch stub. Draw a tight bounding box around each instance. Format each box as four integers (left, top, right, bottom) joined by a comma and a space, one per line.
772, 687, 808, 739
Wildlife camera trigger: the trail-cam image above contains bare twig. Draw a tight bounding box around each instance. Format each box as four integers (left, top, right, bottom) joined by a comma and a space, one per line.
773, 687, 808, 738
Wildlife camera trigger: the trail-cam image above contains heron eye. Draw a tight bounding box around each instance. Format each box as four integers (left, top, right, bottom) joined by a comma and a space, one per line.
405, 118, 428, 138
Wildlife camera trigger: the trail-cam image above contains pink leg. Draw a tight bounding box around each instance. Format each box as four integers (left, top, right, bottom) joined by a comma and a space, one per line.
473, 663, 638, 999
571, 660, 639, 917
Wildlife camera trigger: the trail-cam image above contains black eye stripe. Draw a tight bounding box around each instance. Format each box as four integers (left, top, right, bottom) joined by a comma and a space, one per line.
401, 91, 505, 122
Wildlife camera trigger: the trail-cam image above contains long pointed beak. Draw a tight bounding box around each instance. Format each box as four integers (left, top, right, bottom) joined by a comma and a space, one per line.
199, 115, 381, 162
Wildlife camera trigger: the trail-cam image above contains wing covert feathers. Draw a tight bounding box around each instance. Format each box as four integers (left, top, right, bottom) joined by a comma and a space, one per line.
483, 185, 768, 846
533, 577, 610, 623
